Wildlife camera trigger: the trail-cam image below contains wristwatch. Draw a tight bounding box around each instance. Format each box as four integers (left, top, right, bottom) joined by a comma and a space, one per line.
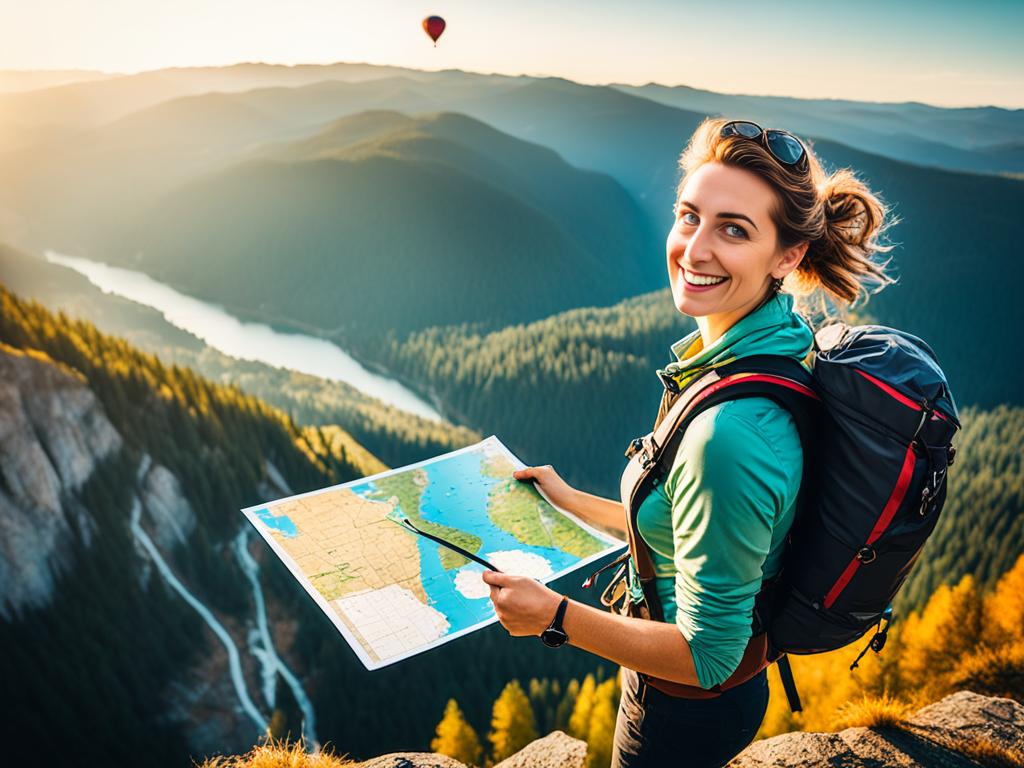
540, 595, 570, 648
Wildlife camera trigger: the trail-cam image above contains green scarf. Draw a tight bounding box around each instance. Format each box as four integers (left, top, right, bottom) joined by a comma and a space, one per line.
656, 292, 815, 394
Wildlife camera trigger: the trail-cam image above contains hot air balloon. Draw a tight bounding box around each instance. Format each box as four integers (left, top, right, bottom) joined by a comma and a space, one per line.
423, 15, 446, 46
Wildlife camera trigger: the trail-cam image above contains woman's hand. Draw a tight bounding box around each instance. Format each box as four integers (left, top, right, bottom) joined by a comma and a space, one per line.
513, 464, 579, 514
482, 570, 565, 637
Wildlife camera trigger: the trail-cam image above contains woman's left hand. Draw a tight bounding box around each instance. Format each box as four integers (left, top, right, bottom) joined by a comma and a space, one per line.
481, 570, 565, 637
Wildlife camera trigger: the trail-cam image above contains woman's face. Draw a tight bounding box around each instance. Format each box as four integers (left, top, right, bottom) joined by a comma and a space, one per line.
666, 161, 806, 341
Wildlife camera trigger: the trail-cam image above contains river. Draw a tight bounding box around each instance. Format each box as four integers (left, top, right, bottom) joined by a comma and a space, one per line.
45, 250, 443, 423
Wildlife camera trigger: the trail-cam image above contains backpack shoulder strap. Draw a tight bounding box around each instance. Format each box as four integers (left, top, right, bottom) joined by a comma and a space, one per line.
622, 355, 822, 613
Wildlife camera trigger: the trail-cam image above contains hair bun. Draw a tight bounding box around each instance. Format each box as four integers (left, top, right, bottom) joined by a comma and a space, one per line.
821, 175, 875, 247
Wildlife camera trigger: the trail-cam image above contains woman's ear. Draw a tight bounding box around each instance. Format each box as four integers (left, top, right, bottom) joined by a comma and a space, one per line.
773, 241, 809, 279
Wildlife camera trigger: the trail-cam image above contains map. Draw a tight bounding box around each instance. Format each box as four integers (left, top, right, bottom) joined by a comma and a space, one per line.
242, 435, 626, 669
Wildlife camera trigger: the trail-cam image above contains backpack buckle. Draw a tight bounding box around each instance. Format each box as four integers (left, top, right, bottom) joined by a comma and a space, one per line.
624, 436, 644, 460
639, 434, 659, 470
626, 434, 659, 469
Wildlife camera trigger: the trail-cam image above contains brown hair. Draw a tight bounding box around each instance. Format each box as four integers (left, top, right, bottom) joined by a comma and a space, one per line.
676, 117, 898, 320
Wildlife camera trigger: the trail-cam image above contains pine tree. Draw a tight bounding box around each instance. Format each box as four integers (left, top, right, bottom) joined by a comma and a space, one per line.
555, 678, 580, 733
585, 678, 619, 768
568, 673, 596, 740
899, 574, 984, 691
431, 698, 483, 767
487, 680, 538, 764
983, 552, 1024, 645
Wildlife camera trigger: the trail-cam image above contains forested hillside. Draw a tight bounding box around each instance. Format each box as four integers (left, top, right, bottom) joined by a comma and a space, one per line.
0, 286, 365, 763
0, 285, 625, 763
368, 287, 685, 496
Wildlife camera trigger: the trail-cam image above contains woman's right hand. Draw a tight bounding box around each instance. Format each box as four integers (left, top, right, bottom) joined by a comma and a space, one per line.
513, 465, 580, 514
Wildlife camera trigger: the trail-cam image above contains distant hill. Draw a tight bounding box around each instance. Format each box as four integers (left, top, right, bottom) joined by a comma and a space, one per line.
615, 82, 1024, 176
0, 68, 114, 94
98, 110, 661, 339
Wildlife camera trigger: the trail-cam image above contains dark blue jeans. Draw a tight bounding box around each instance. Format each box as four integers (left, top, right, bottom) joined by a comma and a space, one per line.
610, 666, 768, 768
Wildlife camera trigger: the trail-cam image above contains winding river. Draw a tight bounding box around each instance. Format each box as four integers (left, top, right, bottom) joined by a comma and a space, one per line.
45, 250, 442, 423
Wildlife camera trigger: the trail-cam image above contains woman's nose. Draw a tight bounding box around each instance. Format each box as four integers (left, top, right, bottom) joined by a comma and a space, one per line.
678, 223, 714, 264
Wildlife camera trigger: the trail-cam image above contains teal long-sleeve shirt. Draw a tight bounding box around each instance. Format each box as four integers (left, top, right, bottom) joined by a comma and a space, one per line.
625, 292, 812, 689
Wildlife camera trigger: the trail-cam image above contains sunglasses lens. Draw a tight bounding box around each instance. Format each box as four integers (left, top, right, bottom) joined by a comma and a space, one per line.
766, 131, 805, 165
723, 121, 762, 139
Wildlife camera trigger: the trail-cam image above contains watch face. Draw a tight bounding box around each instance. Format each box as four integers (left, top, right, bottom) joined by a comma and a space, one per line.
541, 628, 568, 648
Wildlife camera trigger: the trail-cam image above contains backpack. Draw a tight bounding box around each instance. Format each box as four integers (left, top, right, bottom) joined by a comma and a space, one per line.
582, 322, 961, 712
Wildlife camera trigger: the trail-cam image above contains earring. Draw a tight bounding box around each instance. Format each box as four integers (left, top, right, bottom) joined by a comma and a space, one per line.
772, 277, 784, 293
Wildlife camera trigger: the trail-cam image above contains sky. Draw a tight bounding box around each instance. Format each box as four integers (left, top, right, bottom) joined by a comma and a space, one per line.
1, 0, 1022, 108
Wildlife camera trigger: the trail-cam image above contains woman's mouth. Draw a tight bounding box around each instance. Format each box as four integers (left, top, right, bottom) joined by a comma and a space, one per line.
681, 268, 729, 291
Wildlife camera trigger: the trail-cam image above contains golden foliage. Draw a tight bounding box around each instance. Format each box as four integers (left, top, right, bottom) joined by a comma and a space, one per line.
584, 678, 620, 768
431, 698, 483, 767
567, 673, 596, 741
487, 680, 538, 764
984, 553, 1024, 646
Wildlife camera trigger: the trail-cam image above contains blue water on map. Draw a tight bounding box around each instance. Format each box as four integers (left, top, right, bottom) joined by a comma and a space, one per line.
255, 509, 298, 538
356, 449, 600, 635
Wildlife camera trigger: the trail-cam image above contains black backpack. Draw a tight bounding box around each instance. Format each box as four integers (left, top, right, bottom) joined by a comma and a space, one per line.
588, 322, 961, 711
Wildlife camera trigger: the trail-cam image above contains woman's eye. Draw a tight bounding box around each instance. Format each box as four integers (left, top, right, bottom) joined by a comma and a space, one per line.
679, 211, 698, 225
724, 223, 748, 238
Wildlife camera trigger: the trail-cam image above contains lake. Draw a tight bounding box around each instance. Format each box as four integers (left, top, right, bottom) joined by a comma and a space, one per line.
45, 251, 444, 422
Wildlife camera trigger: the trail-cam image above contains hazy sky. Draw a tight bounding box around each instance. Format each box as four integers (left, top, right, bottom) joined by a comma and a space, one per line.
2, 0, 1021, 108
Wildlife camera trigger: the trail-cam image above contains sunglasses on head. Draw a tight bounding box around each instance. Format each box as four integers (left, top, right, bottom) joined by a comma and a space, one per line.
720, 120, 808, 171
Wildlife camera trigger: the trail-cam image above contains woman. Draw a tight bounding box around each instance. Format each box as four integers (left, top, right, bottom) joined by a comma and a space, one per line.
481, 116, 895, 767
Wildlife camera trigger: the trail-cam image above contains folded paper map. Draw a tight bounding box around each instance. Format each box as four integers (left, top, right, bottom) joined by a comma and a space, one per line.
242, 435, 626, 669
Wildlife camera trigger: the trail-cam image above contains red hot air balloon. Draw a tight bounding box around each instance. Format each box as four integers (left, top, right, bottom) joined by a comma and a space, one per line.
423, 15, 446, 46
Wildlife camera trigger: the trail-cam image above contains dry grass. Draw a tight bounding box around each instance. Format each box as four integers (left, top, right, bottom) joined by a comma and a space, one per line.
196, 737, 358, 768
830, 692, 918, 731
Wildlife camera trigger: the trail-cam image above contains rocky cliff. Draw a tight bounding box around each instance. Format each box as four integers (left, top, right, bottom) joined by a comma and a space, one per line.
0, 344, 122, 617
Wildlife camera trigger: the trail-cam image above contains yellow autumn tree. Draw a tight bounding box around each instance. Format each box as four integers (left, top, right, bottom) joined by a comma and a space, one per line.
431, 698, 483, 767
982, 553, 1024, 646
585, 677, 620, 768
555, 678, 580, 733
898, 573, 984, 694
950, 554, 1024, 700
568, 673, 596, 740
487, 680, 538, 764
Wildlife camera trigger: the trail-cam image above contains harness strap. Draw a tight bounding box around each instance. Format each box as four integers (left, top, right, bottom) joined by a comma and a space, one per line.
615, 354, 821, 705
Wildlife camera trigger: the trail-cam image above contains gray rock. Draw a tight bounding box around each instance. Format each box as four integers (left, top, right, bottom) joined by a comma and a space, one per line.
355, 754, 468, 768
0, 347, 122, 617
351, 731, 588, 768
141, 462, 196, 550
494, 731, 588, 768
729, 691, 1024, 767
907, 691, 1024, 758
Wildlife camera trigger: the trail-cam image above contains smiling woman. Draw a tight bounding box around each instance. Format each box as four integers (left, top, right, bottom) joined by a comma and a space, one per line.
484, 115, 901, 768
668, 118, 898, 342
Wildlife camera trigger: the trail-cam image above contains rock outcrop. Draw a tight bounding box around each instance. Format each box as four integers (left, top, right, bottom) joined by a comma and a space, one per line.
141, 461, 196, 550
351, 731, 587, 768
730, 691, 1024, 767
345, 693, 1023, 768
0, 345, 121, 617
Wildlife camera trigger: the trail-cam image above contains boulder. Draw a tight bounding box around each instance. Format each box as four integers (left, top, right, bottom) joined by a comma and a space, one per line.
494, 731, 588, 768
729, 691, 1024, 767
